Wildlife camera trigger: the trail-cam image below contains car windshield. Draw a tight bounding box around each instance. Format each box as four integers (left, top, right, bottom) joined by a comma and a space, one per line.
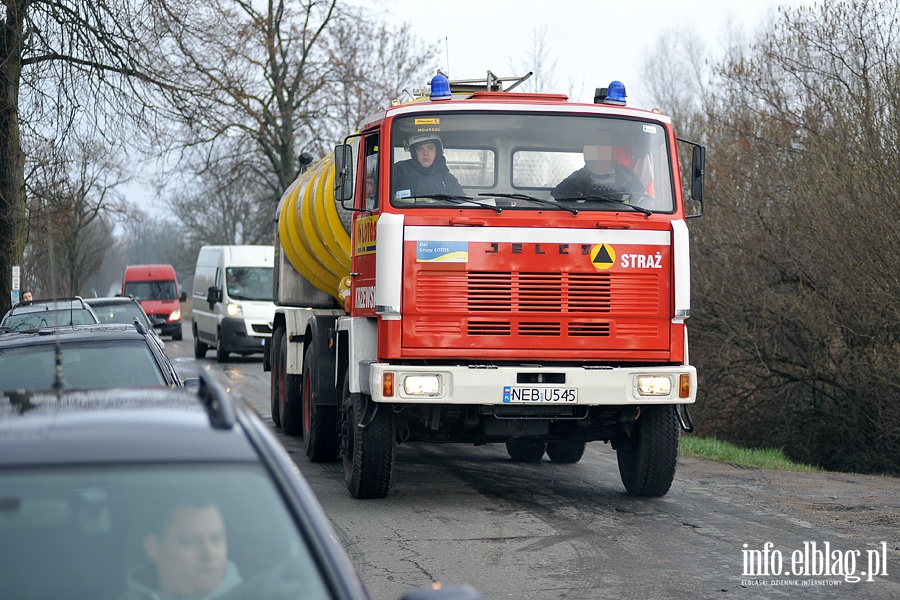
125, 280, 178, 301
225, 267, 273, 301
390, 112, 674, 212
91, 303, 151, 327
1, 306, 98, 330
0, 339, 167, 389
0, 465, 332, 600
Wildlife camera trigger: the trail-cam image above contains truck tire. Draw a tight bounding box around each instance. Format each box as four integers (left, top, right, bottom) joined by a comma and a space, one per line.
192, 323, 208, 359
506, 441, 546, 463
269, 326, 283, 428
342, 373, 394, 499
173, 325, 183, 341
546, 441, 586, 463
279, 332, 302, 436
616, 405, 680, 497
302, 344, 339, 462
215, 332, 229, 363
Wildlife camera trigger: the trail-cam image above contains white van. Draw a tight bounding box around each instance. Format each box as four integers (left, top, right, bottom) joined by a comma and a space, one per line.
192, 245, 276, 362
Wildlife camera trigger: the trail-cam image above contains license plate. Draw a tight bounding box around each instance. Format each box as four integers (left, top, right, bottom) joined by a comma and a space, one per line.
503, 386, 578, 403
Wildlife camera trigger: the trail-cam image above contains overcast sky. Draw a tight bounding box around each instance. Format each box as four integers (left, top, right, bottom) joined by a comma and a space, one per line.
376, 0, 802, 107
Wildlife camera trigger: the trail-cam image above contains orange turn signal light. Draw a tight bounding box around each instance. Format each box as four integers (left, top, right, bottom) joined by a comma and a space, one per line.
382, 372, 395, 397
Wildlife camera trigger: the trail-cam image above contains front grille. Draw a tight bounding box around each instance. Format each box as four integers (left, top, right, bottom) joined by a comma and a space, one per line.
252, 324, 272, 334
408, 269, 665, 350
417, 271, 658, 314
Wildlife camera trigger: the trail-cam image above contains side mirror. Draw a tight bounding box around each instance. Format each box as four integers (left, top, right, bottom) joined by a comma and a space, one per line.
333, 144, 354, 204
691, 145, 705, 201
206, 286, 221, 305
679, 140, 705, 219
180, 291, 188, 302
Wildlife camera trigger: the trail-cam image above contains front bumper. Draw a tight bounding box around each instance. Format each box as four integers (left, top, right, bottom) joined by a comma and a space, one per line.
362, 363, 697, 405
220, 317, 270, 353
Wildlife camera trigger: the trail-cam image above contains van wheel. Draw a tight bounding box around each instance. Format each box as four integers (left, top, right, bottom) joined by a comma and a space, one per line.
173, 325, 183, 341
193, 324, 208, 359
279, 331, 302, 436
302, 343, 339, 462
269, 326, 283, 428
342, 372, 394, 499
216, 333, 229, 362
506, 441, 546, 463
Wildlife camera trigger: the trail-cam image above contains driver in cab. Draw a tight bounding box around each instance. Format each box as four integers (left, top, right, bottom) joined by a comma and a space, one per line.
392, 132, 465, 199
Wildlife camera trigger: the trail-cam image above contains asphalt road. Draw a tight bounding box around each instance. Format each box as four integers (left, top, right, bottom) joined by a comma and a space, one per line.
168, 325, 900, 600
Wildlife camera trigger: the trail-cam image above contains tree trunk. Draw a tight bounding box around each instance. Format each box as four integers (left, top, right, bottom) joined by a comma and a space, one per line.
0, 0, 27, 313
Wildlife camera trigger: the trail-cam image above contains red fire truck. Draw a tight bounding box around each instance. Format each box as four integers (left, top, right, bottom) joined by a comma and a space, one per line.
267, 72, 705, 499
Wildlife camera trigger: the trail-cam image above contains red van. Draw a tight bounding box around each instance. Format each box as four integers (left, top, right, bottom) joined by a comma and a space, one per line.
121, 264, 187, 340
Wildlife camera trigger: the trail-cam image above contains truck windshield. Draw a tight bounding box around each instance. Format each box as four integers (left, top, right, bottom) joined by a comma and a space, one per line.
390, 112, 674, 212
225, 267, 273, 301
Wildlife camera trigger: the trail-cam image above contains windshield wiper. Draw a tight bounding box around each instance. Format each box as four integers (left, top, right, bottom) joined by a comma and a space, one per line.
477, 193, 578, 215
404, 194, 502, 213
554, 194, 653, 216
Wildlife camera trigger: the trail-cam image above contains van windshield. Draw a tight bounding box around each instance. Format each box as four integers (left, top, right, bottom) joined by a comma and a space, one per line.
226, 267, 273, 301
125, 281, 178, 301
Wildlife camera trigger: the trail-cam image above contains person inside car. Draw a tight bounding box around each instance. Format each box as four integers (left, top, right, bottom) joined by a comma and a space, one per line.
123, 497, 241, 600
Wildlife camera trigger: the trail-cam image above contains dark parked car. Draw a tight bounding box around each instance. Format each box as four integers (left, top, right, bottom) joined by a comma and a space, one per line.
0, 323, 182, 390
85, 296, 166, 349
0, 296, 100, 331
0, 372, 480, 600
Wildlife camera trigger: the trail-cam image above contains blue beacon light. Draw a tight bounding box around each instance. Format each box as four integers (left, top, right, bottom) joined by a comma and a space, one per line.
605, 80, 627, 106
429, 74, 452, 101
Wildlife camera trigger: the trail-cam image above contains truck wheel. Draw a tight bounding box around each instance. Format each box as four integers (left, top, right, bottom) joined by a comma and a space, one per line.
302, 344, 339, 462
616, 405, 680, 497
192, 323, 208, 359
546, 441, 586, 463
215, 332, 229, 362
173, 325, 183, 341
342, 373, 394, 499
279, 332, 303, 436
269, 326, 283, 428
506, 441, 546, 463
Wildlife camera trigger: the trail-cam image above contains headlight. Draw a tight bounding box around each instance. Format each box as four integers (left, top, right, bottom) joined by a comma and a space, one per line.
226, 303, 242, 316
168, 309, 182, 322
636, 375, 672, 396
403, 374, 441, 396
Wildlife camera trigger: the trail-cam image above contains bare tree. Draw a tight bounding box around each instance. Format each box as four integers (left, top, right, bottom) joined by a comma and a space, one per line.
139, 0, 436, 243
0, 0, 173, 312
24, 135, 130, 296
678, 0, 900, 474
145, 0, 436, 202
507, 26, 559, 93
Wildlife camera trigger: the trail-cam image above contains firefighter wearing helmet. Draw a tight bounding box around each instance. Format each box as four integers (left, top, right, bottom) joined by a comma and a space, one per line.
392, 132, 465, 199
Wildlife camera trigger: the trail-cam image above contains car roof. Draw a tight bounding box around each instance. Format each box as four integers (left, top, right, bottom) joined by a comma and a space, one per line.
84, 296, 140, 305
0, 323, 152, 345
5, 296, 92, 313
0, 378, 255, 467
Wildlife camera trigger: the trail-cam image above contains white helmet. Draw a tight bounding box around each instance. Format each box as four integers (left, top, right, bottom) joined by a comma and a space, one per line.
407, 133, 443, 153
